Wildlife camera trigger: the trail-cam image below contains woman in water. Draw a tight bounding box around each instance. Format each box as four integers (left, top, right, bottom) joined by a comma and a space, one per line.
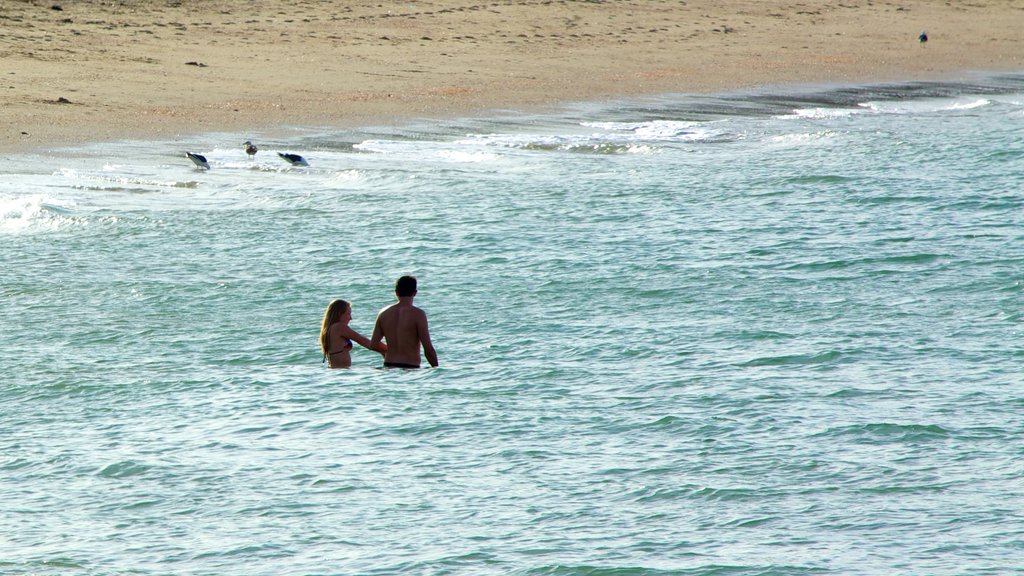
320, 299, 386, 368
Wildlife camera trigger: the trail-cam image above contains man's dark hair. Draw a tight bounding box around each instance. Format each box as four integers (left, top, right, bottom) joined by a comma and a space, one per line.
395, 275, 417, 297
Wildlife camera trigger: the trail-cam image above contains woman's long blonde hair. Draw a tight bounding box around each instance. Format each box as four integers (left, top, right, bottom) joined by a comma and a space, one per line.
320, 299, 351, 357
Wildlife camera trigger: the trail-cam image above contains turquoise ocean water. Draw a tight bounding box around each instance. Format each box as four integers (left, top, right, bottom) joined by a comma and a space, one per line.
2, 75, 1023, 575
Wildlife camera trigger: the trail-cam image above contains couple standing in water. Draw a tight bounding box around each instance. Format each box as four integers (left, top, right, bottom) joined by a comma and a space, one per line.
320, 275, 439, 369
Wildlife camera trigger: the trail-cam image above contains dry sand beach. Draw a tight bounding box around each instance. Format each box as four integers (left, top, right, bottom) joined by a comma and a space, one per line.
2, 0, 1022, 152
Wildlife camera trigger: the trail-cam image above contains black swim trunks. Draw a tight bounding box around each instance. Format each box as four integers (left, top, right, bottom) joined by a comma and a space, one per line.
383, 362, 420, 369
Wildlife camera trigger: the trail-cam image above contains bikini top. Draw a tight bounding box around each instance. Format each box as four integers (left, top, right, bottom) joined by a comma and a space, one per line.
332, 338, 354, 353
322, 337, 353, 363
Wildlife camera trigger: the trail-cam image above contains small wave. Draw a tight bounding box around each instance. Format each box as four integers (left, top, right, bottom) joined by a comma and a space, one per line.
629, 486, 691, 503
820, 422, 951, 443
192, 543, 292, 560
997, 280, 1024, 293
522, 565, 819, 576
781, 252, 942, 272
878, 253, 942, 265
119, 499, 162, 510
389, 421, 457, 436
523, 565, 695, 576
825, 387, 884, 399
739, 350, 843, 367
0, 458, 36, 472
629, 484, 766, 503
97, 460, 152, 478
646, 415, 689, 430
856, 482, 950, 495
690, 486, 764, 501
13, 558, 87, 571
982, 149, 1024, 163
722, 515, 778, 528
871, 235, 916, 245
953, 426, 1009, 441
711, 328, 794, 342
852, 193, 937, 206
783, 173, 853, 185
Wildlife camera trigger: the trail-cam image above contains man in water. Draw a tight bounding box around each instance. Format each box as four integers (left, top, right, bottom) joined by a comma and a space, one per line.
371, 275, 439, 368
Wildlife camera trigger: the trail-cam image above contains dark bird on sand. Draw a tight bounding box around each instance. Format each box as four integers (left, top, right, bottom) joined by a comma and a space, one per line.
244, 140, 258, 158
278, 152, 309, 166
918, 31, 928, 44
186, 152, 210, 169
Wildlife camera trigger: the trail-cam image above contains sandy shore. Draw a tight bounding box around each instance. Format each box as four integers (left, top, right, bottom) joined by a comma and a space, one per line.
2, 0, 1021, 153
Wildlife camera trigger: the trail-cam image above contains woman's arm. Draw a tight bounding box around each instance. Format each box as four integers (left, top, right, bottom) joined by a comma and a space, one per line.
341, 325, 387, 355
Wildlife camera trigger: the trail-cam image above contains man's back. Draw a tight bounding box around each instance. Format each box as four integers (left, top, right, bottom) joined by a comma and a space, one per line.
371, 276, 438, 368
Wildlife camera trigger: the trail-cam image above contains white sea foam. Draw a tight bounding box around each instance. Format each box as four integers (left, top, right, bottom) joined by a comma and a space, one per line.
582, 119, 720, 142
779, 107, 863, 120
946, 98, 991, 111
437, 149, 499, 163
0, 194, 75, 234
860, 96, 993, 115
768, 130, 838, 145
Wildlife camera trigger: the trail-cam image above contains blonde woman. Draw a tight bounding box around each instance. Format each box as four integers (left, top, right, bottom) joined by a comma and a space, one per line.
320, 299, 386, 368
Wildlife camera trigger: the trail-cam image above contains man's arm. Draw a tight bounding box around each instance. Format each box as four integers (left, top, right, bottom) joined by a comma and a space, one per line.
370, 314, 384, 354
418, 312, 438, 368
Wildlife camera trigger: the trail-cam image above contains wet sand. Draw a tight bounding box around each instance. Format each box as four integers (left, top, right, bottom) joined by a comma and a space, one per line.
2, 0, 1021, 152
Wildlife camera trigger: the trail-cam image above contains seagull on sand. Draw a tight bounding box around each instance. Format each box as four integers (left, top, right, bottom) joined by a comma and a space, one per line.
918, 30, 928, 45
277, 152, 309, 166
244, 140, 258, 159
185, 152, 211, 169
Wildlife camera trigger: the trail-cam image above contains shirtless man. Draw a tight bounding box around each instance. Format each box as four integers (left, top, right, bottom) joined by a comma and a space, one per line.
371, 275, 438, 368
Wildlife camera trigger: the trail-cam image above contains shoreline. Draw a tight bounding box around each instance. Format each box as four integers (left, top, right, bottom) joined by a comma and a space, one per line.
2, 0, 1022, 154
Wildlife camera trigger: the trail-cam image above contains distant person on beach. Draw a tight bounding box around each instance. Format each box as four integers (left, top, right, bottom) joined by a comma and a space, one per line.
371, 275, 439, 369
320, 299, 386, 368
